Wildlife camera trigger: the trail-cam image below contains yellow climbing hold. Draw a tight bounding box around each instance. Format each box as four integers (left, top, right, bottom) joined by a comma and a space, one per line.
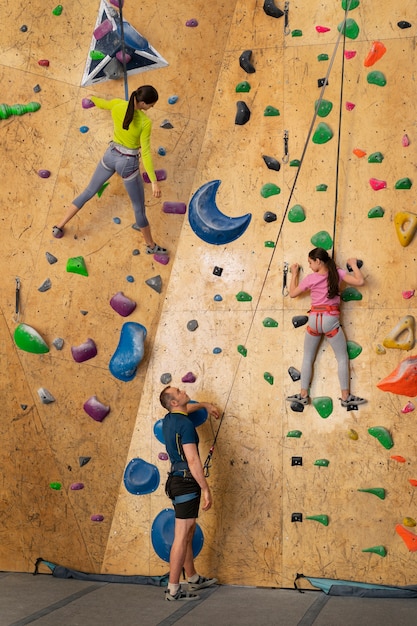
394, 211, 417, 247
383, 315, 415, 351
348, 429, 358, 440
403, 517, 417, 528
375, 344, 386, 355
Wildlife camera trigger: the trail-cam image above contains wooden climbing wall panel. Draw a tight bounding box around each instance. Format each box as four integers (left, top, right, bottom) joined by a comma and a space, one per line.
1, 0, 417, 589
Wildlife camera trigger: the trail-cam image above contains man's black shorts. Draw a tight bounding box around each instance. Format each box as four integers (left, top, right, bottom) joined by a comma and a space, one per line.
165, 475, 201, 519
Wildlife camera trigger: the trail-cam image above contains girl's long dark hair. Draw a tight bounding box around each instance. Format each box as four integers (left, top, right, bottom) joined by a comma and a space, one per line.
122, 85, 158, 130
309, 247, 339, 298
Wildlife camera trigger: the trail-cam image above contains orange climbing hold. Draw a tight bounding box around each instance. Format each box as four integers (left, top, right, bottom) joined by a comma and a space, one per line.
377, 355, 417, 397
364, 41, 387, 67
395, 524, 417, 552
353, 148, 366, 158
390, 455, 406, 463
409, 479, 417, 487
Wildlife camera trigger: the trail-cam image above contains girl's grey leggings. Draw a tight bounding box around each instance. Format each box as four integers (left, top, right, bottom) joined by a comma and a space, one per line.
72, 143, 149, 228
301, 313, 349, 391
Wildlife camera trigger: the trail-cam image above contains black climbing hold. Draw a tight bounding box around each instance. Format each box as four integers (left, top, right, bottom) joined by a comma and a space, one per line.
79, 456, 91, 467
263, 0, 284, 18
264, 211, 277, 223
291, 402, 305, 413
262, 155, 281, 171
187, 320, 199, 331
239, 50, 255, 74
288, 366, 301, 382
146, 275, 162, 293
33, 84, 41, 93
160, 119, 174, 129
38, 278, 51, 292
80, 310, 88, 316
398, 21, 412, 29
292, 315, 309, 328
318, 77, 329, 88
346, 259, 363, 272
20, 404, 28, 410
45, 252, 58, 264
291, 512, 303, 522
235, 101, 251, 125
20, 25, 28, 32
213, 266, 223, 276
132, 249, 140, 255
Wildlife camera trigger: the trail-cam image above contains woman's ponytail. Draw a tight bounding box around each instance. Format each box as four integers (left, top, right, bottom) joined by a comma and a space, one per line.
308, 247, 339, 299
122, 85, 159, 130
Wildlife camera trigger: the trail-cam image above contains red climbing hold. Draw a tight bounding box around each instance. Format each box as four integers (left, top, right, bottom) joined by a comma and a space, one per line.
316, 25, 330, 33
38, 59, 50, 66
377, 355, 417, 397
396, 524, 417, 551
344, 50, 356, 59
369, 178, 387, 191
364, 41, 386, 67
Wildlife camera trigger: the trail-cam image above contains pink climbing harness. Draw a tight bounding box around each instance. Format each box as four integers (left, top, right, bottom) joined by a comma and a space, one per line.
307, 304, 340, 338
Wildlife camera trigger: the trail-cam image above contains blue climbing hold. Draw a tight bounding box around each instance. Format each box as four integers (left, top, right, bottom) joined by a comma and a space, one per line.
109, 322, 147, 382
123, 458, 160, 495
151, 508, 204, 562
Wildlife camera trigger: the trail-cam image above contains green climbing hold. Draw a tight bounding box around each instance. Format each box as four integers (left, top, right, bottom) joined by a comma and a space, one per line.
395, 177, 412, 189
317, 53, 329, 61
90, 50, 106, 60
368, 426, 394, 450
288, 205, 306, 223
347, 340, 362, 359
368, 152, 384, 163
236, 81, 251, 93
0, 102, 41, 119
50, 482, 62, 490
14, 323, 49, 354
337, 18, 360, 39
264, 106, 280, 116
265, 241, 275, 248
237, 344, 247, 357
362, 545, 387, 557
52, 5, 63, 15
367, 71, 386, 86
287, 430, 302, 438
306, 515, 329, 526
342, 0, 360, 10
97, 182, 110, 197
341, 287, 362, 301
264, 372, 274, 385
314, 459, 330, 467
66, 256, 88, 276
315, 100, 333, 118
311, 231, 333, 250
312, 122, 333, 144
368, 206, 385, 218
263, 317, 278, 327
312, 396, 333, 419
316, 183, 328, 191
290, 159, 301, 167
358, 488, 385, 500
236, 291, 252, 301
261, 183, 281, 198
291, 29, 303, 37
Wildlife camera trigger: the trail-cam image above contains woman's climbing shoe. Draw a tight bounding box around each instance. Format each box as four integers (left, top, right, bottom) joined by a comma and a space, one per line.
286, 393, 309, 406
146, 243, 168, 255
340, 394, 367, 407
52, 226, 64, 239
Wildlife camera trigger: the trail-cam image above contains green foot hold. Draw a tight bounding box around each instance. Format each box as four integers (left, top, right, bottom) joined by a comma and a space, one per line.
395, 177, 412, 190
264, 372, 274, 385
312, 396, 333, 418
237, 344, 247, 357
261, 183, 281, 198
347, 340, 362, 359
291, 29, 302, 37
236, 291, 252, 301
14, 323, 49, 354
290, 159, 301, 167
287, 430, 302, 438
67, 256, 88, 276
315, 100, 333, 118
306, 515, 329, 526
368, 152, 384, 163
312, 122, 333, 144
341, 287, 362, 301
263, 317, 278, 327
368, 206, 385, 218
342, 0, 360, 9
317, 53, 329, 61
314, 459, 330, 467
316, 183, 328, 191
310, 231, 333, 250
358, 488, 386, 500
264, 106, 280, 116
236, 81, 251, 93
368, 426, 394, 450
288, 205, 306, 223
338, 18, 360, 40
367, 71, 386, 86
362, 545, 387, 557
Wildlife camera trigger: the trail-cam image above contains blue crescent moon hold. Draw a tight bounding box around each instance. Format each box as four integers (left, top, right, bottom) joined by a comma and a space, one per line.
188, 180, 252, 245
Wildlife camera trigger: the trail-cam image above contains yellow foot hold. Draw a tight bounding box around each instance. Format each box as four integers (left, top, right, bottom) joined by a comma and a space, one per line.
394, 211, 417, 247
383, 315, 415, 351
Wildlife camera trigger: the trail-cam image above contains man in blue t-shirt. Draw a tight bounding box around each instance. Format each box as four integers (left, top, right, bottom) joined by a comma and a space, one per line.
159, 386, 219, 601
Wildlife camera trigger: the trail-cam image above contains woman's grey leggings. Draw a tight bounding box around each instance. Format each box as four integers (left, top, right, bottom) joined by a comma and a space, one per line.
72, 143, 149, 228
301, 313, 349, 391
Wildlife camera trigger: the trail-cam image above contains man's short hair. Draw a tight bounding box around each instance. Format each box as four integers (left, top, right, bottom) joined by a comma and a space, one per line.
159, 386, 174, 410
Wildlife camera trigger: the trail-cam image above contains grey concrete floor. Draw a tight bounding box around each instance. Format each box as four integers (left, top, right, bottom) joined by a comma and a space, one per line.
1, 572, 417, 626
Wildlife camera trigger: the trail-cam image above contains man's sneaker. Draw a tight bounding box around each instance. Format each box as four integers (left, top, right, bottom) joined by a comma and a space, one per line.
340, 394, 367, 407
165, 588, 199, 601
188, 575, 218, 591
146, 243, 168, 255
286, 393, 309, 406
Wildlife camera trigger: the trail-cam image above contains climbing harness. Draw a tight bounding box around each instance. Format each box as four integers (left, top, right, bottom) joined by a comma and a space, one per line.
282, 130, 289, 163
284, 2, 290, 36
306, 304, 340, 337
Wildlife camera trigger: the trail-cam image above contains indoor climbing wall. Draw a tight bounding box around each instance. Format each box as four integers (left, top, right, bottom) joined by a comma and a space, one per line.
1, 0, 417, 590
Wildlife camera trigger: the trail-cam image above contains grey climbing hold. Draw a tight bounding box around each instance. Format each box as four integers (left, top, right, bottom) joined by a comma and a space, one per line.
235, 101, 251, 125
20, 404, 28, 410
37, 388, 55, 404
262, 155, 281, 171
187, 320, 199, 331
292, 315, 309, 328
80, 310, 88, 316
264, 211, 277, 223
288, 367, 301, 381
52, 337, 64, 350
45, 252, 58, 264
160, 372, 172, 384
263, 0, 284, 18
146, 275, 162, 293
239, 49, 255, 73
160, 119, 173, 129
79, 456, 91, 467
38, 278, 51, 292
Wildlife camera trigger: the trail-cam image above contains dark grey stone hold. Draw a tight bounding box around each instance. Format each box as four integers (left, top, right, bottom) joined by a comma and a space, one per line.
346, 259, 363, 272
37, 388, 55, 404
33, 84, 41, 93
239, 49, 255, 74
263, 0, 284, 18
160, 372, 172, 384
146, 275, 162, 293
103, 57, 123, 80
52, 337, 64, 350
235, 101, 251, 125
318, 77, 329, 88
187, 319, 199, 331
79, 456, 91, 467
160, 119, 174, 129
80, 310, 88, 316
20, 25, 28, 32
38, 278, 51, 292
292, 315, 309, 328
398, 21, 411, 29
291, 401, 304, 413
264, 211, 277, 223
288, 366, 301, 381
132, 249, 140, 255
45, 251, 58, 264
262, 155, 281, 171
20, 404, 28, 410
213, 266, 223, 276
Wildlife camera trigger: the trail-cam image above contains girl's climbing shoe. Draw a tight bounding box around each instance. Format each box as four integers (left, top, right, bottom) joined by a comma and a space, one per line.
340, 394, 367, 407
146, 243, 168, 255
286, 393, 309, 406
52, 226, 64, 239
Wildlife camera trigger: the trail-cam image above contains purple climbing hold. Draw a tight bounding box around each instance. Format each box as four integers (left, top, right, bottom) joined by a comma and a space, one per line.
110, 291, 137, 317
91, 514, 104, 522
163, 201, 187, 214
38, 169, 51, 178
82, 98, 95, 109
70, 482, 84, 490
71, 338, 97, 363
186, 18, 198, 27
158, 452, 169, 461
182, 371, 197, 383
142, 169, 167, 183
83, 395, 110, 422
154, 254, 169, 265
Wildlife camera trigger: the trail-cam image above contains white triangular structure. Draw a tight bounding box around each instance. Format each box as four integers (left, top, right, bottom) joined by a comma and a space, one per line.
81, 0, 168, 87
